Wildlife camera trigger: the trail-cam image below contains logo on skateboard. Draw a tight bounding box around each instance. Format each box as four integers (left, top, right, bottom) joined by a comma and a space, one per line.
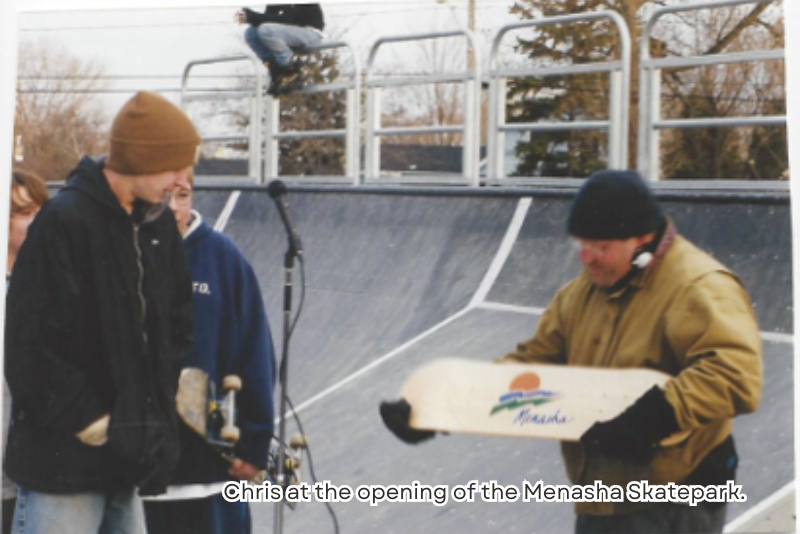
490, 372, 559, 415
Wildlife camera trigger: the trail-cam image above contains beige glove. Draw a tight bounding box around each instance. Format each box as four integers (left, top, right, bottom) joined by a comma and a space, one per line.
76, 414, 110, 446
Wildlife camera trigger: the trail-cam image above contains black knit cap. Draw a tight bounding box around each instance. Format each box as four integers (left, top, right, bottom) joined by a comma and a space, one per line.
567, 170, 664, 240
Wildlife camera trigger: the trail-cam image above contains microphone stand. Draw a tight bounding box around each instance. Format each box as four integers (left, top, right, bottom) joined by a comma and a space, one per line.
274, 242, 300, 534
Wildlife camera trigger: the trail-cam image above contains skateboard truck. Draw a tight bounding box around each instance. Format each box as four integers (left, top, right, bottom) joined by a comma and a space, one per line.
176, 369, 242, 459
253, 433, 307, 510
263, 433, 306, 484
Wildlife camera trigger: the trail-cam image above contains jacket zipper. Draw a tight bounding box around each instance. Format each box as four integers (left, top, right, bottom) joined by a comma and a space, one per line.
132, 224, 148, 345
132, 222, 161, 469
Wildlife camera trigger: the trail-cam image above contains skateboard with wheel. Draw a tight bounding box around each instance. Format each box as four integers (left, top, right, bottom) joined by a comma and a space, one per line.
399, 358, 689, 446
176, 368, 242, 458
176, 368, 308, 505
254, 434, 308, 510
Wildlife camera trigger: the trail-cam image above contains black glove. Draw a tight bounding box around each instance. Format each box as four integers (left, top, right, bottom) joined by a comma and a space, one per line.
379, 399, 435, 445
580, 386, 680, 465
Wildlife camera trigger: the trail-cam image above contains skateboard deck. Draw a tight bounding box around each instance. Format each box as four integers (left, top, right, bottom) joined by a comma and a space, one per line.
176, 367, 307, 500
400, 358, 687, 444
176, 368, 241, 457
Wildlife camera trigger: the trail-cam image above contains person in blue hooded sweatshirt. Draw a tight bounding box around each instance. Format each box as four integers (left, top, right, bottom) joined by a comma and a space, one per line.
143, 170, 276, 534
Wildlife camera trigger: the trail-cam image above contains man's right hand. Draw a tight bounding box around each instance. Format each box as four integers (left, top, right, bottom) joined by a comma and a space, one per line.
228, 458, 260, 481
236, 8, 258, 25
379, 399, 435, 445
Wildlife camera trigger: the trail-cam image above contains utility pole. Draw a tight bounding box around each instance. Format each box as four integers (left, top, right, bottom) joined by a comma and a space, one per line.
468, 0, 476, 71
438, 0, 476, 71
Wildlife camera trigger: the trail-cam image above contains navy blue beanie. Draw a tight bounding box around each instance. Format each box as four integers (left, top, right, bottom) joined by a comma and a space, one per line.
567, 170, 664, 239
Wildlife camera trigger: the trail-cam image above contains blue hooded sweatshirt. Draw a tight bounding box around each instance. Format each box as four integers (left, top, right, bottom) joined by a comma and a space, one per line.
170, 211, 276, 485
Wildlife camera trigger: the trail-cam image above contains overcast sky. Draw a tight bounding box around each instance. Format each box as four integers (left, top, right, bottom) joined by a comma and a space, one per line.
16, 1, 518, 116
9, 0, 797, 163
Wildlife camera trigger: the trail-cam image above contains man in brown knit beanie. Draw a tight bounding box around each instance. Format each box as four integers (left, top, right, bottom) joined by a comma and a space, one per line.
5, 91, 200, 534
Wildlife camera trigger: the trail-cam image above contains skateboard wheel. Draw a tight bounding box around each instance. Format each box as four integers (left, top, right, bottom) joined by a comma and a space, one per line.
221, 424, 240, 443
289, 433, 307, 449
222, 375, 242, 392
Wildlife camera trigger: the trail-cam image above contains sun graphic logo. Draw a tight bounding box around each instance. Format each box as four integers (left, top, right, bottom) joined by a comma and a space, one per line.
490, 372, 559, 416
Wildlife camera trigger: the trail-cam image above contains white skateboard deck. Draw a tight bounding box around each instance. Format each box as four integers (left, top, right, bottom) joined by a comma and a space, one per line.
400, 358, 684, 443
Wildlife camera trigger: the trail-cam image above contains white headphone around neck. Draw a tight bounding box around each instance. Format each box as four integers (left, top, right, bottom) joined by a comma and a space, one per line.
631, 250, 654, 270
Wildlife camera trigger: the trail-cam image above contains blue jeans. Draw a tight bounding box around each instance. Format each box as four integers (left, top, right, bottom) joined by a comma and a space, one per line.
12, 486, 145, 534
243, 24, 322, 67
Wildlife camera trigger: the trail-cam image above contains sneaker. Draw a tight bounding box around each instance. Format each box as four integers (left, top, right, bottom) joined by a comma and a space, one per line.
272, 61, 302, 96
264, 61, 282, 96
278, 60, 300, 84
267, 76, 282, 96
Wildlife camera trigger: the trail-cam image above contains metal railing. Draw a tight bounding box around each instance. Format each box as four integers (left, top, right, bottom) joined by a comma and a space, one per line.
486, 12, 632, 185
363, 30, 482, 186
182, 0, 786, 187
265, 40, 361, 185
181, 55, 265, 184
637, 0, 785, 181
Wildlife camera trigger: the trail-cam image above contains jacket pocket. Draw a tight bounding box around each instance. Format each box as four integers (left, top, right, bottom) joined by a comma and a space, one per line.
683, 435, 737, 486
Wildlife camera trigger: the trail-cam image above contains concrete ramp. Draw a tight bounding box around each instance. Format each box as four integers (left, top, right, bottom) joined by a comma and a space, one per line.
193, 185, 792, 534
222, 190, 517, 401
487, 192, 793, 333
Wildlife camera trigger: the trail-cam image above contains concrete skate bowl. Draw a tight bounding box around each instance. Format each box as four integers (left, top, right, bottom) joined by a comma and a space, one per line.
192, 183, 792, 534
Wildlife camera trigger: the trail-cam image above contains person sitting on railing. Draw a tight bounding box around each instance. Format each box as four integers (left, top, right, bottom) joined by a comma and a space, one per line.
236, 3, 325, 96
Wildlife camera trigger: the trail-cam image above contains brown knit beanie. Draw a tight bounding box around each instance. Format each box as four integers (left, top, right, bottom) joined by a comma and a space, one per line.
106, 91, 201, 175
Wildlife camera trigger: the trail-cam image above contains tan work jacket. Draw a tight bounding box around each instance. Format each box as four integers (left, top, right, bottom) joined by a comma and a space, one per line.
502, 230, 762, 515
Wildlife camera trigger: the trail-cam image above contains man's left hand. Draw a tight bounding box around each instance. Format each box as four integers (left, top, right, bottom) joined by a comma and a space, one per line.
580, 417, 657, 464
580, 386, 680, 465
228, 458, 261, 481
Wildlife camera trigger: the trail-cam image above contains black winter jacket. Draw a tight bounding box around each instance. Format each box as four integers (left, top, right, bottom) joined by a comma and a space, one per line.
244, 3, 324, 31
4, 156, 193, 495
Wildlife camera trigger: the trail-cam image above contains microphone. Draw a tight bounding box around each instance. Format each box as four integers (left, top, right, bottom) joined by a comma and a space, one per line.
267, 180, 303, 256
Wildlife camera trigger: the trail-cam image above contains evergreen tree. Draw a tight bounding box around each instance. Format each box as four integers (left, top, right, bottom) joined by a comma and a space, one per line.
507, 0, 785, 179
274, 50, 348, 176
507, 0, 635, 177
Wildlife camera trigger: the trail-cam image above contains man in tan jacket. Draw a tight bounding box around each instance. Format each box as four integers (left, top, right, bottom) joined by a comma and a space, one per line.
381, 170, 762, 534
